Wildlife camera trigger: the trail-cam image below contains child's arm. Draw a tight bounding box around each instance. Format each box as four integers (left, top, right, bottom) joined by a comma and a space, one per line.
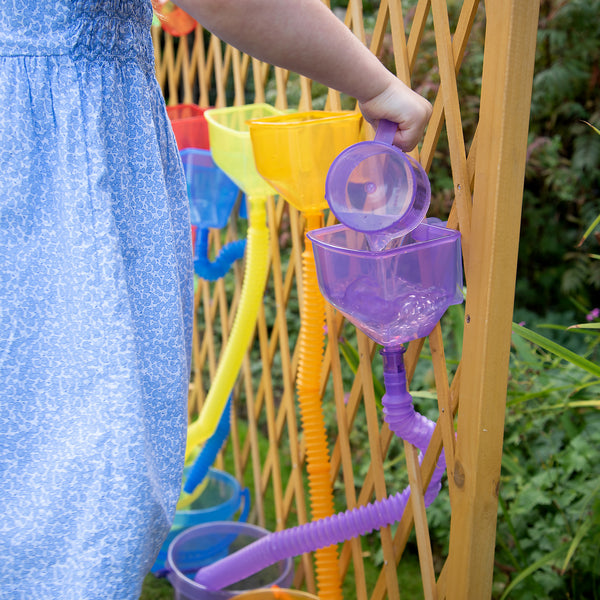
174, 0, 432, 150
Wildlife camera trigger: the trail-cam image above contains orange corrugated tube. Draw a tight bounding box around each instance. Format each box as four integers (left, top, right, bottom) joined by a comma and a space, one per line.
297, 213, 342, 600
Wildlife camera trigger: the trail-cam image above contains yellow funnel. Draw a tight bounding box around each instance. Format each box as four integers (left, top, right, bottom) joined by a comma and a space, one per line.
248, 111, 362, 214
186, 104, 281, 455
205, 103, 281, 198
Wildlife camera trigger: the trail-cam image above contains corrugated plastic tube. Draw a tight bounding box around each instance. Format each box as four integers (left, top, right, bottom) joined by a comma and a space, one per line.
296, 214, 342, 600
194, 228, 246, 281
183, 395, 232, 494
193, 345, 446, 590
380, 347, 446, 507
194, 487, 412, 590
185, 199, 269, 456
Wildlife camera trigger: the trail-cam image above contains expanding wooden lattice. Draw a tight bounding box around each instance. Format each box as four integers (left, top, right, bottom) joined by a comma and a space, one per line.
152, 2, 540, 598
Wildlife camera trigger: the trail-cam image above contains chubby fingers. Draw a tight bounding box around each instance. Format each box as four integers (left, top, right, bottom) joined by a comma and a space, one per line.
359, 80, 432, 151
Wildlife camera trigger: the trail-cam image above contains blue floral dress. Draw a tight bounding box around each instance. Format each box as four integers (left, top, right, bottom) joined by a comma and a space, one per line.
0, 1, 193, 598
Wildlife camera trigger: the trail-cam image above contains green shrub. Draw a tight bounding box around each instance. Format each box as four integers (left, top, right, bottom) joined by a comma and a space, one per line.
517, 0, 600, 314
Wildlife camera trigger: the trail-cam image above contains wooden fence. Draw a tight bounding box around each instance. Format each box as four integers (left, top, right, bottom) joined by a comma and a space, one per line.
152, 1, 540, 598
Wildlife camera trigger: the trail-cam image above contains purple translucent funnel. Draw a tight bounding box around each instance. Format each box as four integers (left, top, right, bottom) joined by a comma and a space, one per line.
306, 222, 463, 347
325, 120, 430, 250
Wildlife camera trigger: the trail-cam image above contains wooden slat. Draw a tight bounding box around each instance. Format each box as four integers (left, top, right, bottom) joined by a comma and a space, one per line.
445, 1, 540, 598
405, 440, 437, 600
430, 0, 473, 277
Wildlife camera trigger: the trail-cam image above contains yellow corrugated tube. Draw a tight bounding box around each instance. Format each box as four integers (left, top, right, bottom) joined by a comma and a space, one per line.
297, 213, 342, 600
185, 198, 269, 456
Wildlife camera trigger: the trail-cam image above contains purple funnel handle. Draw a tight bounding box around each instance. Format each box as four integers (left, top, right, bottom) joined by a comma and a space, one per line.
374, 119, 398, 145
193, 487, 411, 590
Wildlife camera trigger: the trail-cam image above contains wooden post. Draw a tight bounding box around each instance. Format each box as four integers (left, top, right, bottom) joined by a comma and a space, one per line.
445, 2, 540, 598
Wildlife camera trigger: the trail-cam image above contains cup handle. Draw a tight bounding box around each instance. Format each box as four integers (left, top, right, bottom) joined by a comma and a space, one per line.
236, 487, 251, 523
374, 119, 398, 145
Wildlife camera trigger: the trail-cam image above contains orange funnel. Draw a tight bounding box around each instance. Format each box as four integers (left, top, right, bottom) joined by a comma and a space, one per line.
249, 111, 362, 600
248, 111, 362, 214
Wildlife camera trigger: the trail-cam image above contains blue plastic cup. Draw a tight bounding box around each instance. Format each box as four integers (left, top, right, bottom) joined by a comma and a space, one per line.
152, 468, 250, 574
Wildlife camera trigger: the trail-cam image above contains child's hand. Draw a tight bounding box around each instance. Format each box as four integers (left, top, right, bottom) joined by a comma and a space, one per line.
358, 77, 432, 152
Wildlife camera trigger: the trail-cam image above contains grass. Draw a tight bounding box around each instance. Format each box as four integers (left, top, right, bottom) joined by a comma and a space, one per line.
140, 574, 173, 600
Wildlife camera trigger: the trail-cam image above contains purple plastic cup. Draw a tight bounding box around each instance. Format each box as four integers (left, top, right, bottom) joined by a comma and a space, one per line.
166, 521, 294, 600
325, 120, 430, 250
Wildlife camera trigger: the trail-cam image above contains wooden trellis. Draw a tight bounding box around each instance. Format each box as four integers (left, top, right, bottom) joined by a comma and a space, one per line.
152, 1, 540, 598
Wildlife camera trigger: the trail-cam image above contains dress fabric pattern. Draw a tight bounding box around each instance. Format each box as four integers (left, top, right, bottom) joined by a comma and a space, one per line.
0, 1, 193, 598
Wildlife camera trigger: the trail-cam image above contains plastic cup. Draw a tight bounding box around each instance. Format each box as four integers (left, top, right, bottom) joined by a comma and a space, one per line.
325, 119, 430, 250
167, 104, 210, 150
151, 468, 250, 574
231, 590, 321, 599
166, 522, 294, 600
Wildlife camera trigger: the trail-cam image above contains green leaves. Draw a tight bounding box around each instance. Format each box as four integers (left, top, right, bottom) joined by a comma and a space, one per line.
491, 320, 600, 598
512, 322, 600, 379
499, 544, 570, 600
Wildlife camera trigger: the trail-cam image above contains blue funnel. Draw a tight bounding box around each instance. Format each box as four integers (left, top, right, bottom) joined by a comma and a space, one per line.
181, 149, 241, 230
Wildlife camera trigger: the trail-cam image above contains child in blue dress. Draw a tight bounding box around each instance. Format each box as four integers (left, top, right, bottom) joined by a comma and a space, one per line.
0, 1, 430, 598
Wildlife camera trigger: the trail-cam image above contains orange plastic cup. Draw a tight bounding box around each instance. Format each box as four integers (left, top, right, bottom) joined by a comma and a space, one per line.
231, 590, 320, 600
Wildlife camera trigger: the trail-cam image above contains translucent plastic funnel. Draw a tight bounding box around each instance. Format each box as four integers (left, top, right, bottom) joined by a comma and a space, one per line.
180, 149, 240, 229
186, 104, 280, 455
152, 0, 197, 37
247, 111, 362, 213
325, 120, 430, 250
307, 222, 463, 347
167, 104, 210, 151
205, 104, 281, 198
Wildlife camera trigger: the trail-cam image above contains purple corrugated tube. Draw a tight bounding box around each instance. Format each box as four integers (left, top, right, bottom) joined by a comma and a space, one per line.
380, 347, 446, 506
192, 346, 447, 591
193, 487, 411, 590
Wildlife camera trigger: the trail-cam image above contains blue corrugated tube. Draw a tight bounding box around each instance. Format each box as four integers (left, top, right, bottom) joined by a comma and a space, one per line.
192, 345, 446, 590
194, 228, 246, 281
183, 395, 232, 495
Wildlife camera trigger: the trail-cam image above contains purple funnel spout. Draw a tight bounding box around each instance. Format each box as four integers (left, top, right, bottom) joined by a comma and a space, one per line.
380, 346, 446, 506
